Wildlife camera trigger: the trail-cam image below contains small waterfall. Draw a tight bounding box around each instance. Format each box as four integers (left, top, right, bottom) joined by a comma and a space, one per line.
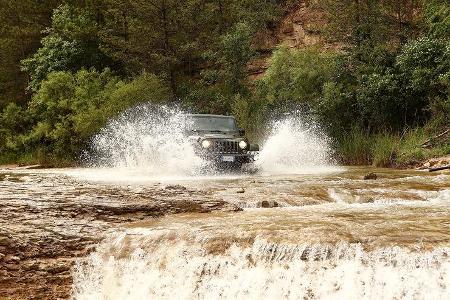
72, 232, 450, 300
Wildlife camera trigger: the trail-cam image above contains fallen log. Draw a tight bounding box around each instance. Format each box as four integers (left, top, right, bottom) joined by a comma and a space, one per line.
429, 165, 450, 172
421, 129, 450, 149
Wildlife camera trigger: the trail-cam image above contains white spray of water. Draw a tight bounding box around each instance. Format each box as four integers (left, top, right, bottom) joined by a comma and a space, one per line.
88, 105, 207, 177
72, 234, 450, 300
87, 105, 337, 179
257, 117, 336, 174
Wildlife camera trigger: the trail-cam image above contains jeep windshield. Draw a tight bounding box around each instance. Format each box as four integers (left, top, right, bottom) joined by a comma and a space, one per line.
188, 115, 238, 133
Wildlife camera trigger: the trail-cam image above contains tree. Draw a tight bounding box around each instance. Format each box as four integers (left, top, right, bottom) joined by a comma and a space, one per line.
321, 0, 421, 54
0, 0, 60, 107
21, 4, 113, 92
259, 45, 335, 108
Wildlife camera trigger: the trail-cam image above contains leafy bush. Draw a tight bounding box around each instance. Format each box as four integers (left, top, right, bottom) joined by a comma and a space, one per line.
319, 82, 358, 135
357, 72, 404, 130
1, 69, 171, 162
425, 0, 450, 39
259, 46, 335, 108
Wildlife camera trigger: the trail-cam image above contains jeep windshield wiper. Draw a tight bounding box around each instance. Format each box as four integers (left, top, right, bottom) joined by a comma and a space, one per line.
190, 129, 231, 133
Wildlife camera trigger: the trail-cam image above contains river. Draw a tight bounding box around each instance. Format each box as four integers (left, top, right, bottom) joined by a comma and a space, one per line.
1, 166, 449, 299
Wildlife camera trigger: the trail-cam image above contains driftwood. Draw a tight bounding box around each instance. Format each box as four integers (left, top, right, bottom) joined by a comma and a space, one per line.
421, 129, 450, 149
429, 165, 450, 172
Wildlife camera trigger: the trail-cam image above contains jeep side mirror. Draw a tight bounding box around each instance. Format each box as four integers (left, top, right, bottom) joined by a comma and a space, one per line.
238, 128, 245, 136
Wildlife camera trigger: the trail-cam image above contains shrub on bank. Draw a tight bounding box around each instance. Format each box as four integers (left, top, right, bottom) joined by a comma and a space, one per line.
0, 69, 171, 164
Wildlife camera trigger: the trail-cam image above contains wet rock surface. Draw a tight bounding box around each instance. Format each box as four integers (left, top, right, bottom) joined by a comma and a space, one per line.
1, 166, 449, 299
0, 170, 240, 300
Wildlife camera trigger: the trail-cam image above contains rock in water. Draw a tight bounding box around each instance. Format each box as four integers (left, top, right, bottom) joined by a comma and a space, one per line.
164, 185, 187, 191
364, 173, 378, 180
258, 200, 279, 208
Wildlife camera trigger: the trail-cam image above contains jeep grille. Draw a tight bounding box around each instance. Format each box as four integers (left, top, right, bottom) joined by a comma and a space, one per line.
211, 140, 239, 153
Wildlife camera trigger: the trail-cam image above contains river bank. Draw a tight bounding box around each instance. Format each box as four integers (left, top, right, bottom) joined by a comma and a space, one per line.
2, 153, 449, 173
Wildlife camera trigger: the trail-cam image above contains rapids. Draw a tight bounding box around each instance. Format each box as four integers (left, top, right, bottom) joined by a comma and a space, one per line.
69, 167, 450, 300
70, 107, 450, 299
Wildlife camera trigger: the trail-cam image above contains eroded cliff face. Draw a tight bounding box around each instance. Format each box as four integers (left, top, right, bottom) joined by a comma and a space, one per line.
249, 1, 336, 79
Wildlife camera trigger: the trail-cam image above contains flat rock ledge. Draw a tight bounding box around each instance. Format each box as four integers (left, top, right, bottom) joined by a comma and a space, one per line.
0, 174, 240, 300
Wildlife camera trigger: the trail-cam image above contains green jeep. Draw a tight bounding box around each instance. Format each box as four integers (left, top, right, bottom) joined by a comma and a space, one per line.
187, 114, 259, 169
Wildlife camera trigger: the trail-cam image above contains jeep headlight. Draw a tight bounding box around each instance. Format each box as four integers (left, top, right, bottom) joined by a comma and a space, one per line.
239, 140, 248, 149
202, 140, 211, 149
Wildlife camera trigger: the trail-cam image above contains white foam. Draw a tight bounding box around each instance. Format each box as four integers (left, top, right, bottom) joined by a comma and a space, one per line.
73, 237, 450, 300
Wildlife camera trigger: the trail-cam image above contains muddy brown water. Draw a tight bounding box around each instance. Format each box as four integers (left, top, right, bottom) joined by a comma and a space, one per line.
1, 167, 449, 299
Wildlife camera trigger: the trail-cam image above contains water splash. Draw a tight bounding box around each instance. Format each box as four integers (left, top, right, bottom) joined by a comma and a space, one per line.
257, 116, 336, 175
87, 105, 207, 177
86, 105, 337, 179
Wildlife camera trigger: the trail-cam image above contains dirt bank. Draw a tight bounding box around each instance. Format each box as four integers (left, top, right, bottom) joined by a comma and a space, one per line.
0, 170, 240, 300
415, 154, 450, 171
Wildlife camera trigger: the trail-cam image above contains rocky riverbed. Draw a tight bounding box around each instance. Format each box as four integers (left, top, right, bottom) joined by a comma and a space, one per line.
0, 169, 239, 299
1, 166, 449, 299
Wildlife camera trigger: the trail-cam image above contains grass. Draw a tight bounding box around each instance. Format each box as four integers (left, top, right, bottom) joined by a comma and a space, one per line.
371, 133, 398, 167
335, 128, 372, 165
335, 126, 450, 167
0, 150, 75, 168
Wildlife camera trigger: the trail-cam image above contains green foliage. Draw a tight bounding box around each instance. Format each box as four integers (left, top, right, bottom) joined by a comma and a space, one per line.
321, 0, 421, 49
330, 37, 450, 132
229, 0, 282, 30
396, 37, 450, 125
187, 22, 256, 113
371, 133, 398, 167
259, 46, 335, 108
357, 72, 404, 130
21, 4, 112, 92
319, 81, 358, 134
100, 0, 281, 97
217, 22, 255, 95
255, 9, 450, 166
231, 94, 251, 132
21, 35, 81, 92
396, 37, 449, 94
1, 69, 171, 161
0, 0, 59, 106
425, 0, 450, 38
334, 128, 372, 165
0, 103, 28, 153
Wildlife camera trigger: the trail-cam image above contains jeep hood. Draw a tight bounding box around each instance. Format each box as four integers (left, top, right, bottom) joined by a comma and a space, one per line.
188, 132, 240, 140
